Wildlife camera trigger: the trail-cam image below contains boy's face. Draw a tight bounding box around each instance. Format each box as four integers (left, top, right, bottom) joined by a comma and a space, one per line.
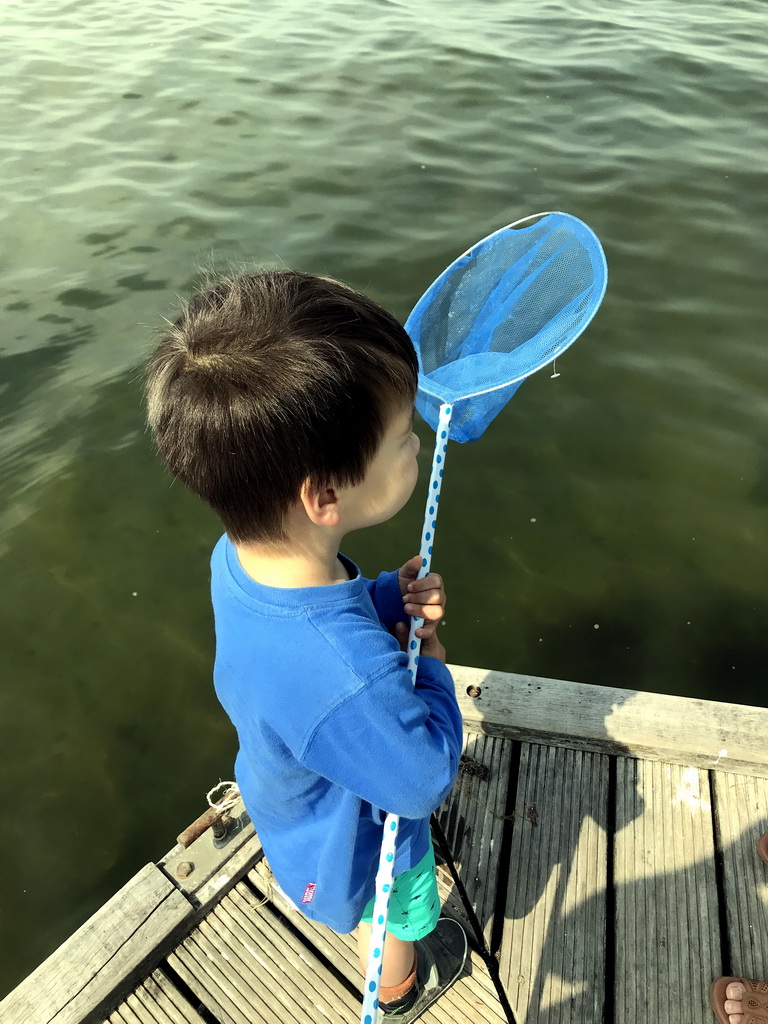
342, 403, 421, 531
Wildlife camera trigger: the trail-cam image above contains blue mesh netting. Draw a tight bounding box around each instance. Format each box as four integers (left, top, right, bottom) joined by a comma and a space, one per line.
405, 211, 608, 442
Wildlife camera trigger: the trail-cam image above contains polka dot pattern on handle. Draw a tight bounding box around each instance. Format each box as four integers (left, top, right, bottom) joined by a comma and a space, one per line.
360, 403, 453, 1024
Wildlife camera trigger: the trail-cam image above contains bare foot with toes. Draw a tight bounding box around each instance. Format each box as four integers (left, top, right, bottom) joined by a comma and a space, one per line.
722, 980, 745, 1023
710, 977, 768, 1023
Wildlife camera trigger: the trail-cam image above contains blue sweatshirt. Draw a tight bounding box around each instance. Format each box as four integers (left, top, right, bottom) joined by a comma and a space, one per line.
210, 535, 463, 933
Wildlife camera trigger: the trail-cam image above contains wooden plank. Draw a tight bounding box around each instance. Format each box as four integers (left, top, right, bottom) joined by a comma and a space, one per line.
712, 770, 768, 978
212, 888, 360, 1021
500, 744, 608, 1023
192, 833, 264, 913
450, 664, 768, 777
434, 731, 513, 946
143, 969, 207, 1024
242, 867, 507, 1023
168, 881, 357, 1024
0, 864, 195, 1024
110, 997, 144, 1024
168, 930, 267, 1024
614, 757, 721, 1024
106, 968, 207, 1024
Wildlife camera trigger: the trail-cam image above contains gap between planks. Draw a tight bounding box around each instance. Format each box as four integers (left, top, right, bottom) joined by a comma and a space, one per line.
434, 731, 514, 949
106, 967, 207, 1024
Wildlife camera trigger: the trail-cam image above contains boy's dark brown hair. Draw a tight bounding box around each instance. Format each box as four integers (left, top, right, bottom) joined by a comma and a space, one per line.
146, 270, 418, 543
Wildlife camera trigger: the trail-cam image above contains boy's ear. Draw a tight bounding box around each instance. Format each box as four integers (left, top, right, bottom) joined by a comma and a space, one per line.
299, 478, 341, 527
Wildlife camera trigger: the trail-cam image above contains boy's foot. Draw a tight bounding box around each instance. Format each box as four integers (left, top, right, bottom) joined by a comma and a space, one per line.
378, 918, 467, 1022
710, 977, 768, 1023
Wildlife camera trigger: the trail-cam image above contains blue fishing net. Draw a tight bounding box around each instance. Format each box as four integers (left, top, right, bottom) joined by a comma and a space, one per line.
405, 211, 608, 443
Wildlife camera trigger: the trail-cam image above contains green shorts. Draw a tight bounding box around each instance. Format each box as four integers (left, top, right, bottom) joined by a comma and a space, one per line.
360, 839, 440, 941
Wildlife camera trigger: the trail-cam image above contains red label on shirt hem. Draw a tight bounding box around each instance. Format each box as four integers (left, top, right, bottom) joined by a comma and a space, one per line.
302, 883, 317, 904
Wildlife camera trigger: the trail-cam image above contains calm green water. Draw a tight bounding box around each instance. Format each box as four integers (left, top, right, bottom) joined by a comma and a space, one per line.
2, 0, 768, 995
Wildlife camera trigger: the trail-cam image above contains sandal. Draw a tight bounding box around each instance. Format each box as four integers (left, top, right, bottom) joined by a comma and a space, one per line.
758, 833, 768, 865
711, 977, 768, 1023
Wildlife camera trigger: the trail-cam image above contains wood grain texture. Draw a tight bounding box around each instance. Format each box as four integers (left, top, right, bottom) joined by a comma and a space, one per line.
192, 833, 264, 913
167, 880, 359, 1024
168, 929, 271, 1024
450, 664, 768, 777
500, 744, 608, 1024
712, 769, 768, 979
0, 864, 194, 1024
614, 758, 720, 1024
434, 731, 514, 946
106, 968, 206, 1024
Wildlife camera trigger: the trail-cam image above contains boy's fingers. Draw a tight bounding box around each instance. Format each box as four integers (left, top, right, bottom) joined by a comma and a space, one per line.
405, 603, 442, 621
407, 572, 443, 591
400, 555, 422, 578
404, 588, 443, 606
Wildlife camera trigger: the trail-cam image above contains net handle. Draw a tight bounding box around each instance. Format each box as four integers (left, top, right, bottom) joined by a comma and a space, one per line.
359, 402, 453, 1024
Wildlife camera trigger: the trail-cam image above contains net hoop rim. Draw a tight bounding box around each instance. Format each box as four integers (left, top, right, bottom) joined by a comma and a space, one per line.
410, 209, 608, 407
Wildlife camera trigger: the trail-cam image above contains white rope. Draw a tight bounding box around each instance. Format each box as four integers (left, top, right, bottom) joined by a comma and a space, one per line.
206, 780, 240, 812
206, 780, 272, 908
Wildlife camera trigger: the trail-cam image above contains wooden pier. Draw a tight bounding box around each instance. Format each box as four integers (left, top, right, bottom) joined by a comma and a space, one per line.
3, 665, 768, 1024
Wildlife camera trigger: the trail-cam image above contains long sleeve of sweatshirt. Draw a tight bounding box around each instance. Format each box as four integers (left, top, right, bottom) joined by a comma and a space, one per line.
362, 568, 404, 630
300, 652, 462, 820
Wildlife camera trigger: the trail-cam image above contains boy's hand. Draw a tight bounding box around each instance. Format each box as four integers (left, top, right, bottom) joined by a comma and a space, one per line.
394, 621, 446, 663
395, 555, 446, 653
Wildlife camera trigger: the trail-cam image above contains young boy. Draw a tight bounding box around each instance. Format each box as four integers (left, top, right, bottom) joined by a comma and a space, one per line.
145, 270, 466, 1021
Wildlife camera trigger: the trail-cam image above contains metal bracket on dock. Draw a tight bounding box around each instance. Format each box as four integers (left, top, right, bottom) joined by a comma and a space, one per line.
158, 797, 260, 906
176, 802, 237, 848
